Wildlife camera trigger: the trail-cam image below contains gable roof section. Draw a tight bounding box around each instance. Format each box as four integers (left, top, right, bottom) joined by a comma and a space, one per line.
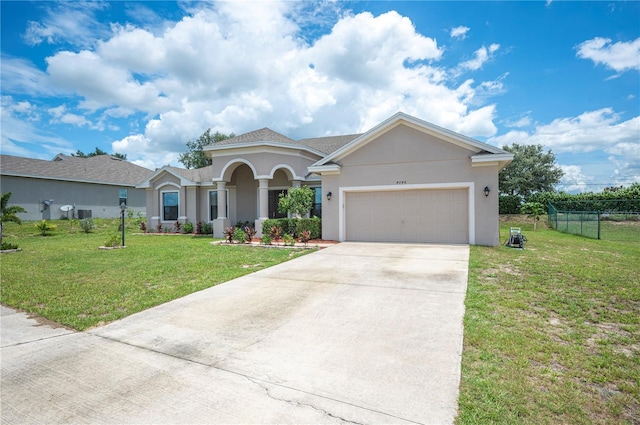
0, 154, 153, 186
136, 165, 216, 188
309, 112, 513, 173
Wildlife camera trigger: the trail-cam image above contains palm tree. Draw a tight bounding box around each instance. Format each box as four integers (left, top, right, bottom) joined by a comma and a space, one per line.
1, 192, 27, 247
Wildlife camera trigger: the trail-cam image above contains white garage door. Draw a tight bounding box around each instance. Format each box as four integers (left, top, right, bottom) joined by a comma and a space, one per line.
345, 188, 469, 243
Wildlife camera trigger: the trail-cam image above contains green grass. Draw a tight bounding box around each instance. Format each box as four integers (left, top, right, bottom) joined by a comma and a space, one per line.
458, 219, 640, 424
0, 219, 314, 330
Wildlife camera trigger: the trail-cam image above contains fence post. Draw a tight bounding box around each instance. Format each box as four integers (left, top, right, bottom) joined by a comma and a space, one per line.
597, 212, 601, 240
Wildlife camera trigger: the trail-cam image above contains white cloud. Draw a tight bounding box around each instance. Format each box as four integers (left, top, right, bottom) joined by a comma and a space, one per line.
6, 4, 506, 168
0, 56, 55, 96
450, 26, 470, 39
23, 1, 109, 47
459, 44, 500, 71
490, 109, 640, 187
558, 165, 590, 193
576, 37, 640, 72
1, 96, 72, 157
489, 108, 639, 153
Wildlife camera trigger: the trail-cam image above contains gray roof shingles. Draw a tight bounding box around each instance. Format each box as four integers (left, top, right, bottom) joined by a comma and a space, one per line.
0, 154, 154, 186
207, 127, 361, 155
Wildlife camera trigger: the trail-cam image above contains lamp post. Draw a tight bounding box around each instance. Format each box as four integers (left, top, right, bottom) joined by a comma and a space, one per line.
120, 202, 126, 247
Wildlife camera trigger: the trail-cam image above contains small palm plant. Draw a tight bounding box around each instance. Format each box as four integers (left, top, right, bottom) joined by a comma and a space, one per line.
1, 192, 27, 249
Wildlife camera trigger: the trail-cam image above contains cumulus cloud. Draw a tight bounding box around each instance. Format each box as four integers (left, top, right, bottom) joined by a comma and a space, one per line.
489, 108, 639, 153
7, 3, 507, 168
558, 165, 590, 193
489, 108, 640, 186
450, 26, 470, 39
576, 37, 640, 72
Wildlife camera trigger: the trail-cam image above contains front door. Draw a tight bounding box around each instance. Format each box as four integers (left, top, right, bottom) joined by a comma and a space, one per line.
268, 190, 287, 219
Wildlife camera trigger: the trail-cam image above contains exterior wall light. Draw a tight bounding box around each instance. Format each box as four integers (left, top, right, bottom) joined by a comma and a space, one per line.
326, 191, 332, 201
484, 186, 491, 197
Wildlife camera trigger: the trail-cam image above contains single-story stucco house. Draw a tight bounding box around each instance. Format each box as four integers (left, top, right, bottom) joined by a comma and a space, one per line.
0, 154, 153, 221
139, 112, 513, 246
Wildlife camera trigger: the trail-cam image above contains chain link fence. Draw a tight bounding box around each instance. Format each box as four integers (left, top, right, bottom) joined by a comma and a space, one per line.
548, 199, 640, 240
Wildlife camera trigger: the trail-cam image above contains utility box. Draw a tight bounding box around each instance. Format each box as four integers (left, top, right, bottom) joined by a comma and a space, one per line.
77, 210, 92, 219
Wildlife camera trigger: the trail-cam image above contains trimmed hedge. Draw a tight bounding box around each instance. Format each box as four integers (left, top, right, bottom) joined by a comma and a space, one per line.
262, 217, 321, 239
499, 195, 523, 214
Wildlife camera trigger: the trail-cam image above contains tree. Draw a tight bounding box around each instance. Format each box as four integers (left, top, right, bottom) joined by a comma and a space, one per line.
72, 147, 127, 160
178, 129, 235, 169
1, 192, 27, 247
521, 201, 546, 231
499, 143, 564, 198
278, 186, 314, 218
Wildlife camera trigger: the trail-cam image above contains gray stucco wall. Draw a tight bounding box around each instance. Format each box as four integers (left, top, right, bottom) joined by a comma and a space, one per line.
1, 175, 146, 221
320, 125, 502, 246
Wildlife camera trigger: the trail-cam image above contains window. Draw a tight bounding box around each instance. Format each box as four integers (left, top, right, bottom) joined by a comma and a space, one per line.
119, 189, 128, 206
209, 190, 229, 220
311, 187, 322, 218
162, 191, 179, 221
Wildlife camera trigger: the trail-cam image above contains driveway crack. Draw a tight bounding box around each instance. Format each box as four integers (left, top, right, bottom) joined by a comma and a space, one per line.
247, 377, 365, 425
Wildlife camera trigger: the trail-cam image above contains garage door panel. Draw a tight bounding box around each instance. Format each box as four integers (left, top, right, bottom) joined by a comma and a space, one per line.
345, 189, 468, 243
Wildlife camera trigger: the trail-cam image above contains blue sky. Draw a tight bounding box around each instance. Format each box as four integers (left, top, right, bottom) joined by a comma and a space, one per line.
1, 1, 638, 192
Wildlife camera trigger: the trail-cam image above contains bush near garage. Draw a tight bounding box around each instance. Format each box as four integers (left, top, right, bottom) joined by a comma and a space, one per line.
262, 217, 321, 239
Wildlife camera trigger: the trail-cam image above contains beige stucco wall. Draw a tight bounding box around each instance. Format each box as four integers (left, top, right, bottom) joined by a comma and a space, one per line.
321, 125, 501, 246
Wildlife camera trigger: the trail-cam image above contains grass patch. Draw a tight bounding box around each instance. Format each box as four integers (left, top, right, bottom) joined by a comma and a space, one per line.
0, 219, 314, 330
458, 219, 640, 424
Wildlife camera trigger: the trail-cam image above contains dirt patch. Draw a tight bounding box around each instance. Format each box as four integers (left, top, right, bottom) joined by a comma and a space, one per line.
26, 312, 73, 330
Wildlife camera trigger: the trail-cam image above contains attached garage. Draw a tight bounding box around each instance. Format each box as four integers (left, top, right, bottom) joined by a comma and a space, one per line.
342, 185, 471, 244
309, 112, 514, 246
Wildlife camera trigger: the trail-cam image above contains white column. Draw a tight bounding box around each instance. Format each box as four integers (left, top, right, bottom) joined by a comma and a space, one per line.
213, 181, 230, 239
258, 179, 269, 220
255, 179, 269, 238
217, 181, 227, 219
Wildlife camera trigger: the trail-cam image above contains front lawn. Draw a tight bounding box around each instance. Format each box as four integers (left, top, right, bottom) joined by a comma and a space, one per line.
0, 219, 314, 330
458, 219, 640, 424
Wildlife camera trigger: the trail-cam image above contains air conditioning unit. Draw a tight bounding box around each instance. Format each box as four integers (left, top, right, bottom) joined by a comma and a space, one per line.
77, 210, 92, 219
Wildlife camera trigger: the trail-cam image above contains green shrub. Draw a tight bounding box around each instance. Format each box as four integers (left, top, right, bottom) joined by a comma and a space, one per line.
1, 242, 19, 250
233, 227, 246, 243
104, 234, 120, 247
499, 195, 522, 214
202, 222, 213, 235
262, 217, 321, 238
35, 220, 57, 236
260, 235, 272, 245
283, 234, 295, 246
182, 222, 194, 234
79, 218, 95, 233
296, 217, 321, 239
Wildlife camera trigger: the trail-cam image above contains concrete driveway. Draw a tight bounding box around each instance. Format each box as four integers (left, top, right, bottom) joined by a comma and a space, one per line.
1, 242, 469, 424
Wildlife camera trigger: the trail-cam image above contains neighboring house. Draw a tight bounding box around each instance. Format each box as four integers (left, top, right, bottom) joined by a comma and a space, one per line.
140, 112, 513, 246
0, 154, 153, 221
